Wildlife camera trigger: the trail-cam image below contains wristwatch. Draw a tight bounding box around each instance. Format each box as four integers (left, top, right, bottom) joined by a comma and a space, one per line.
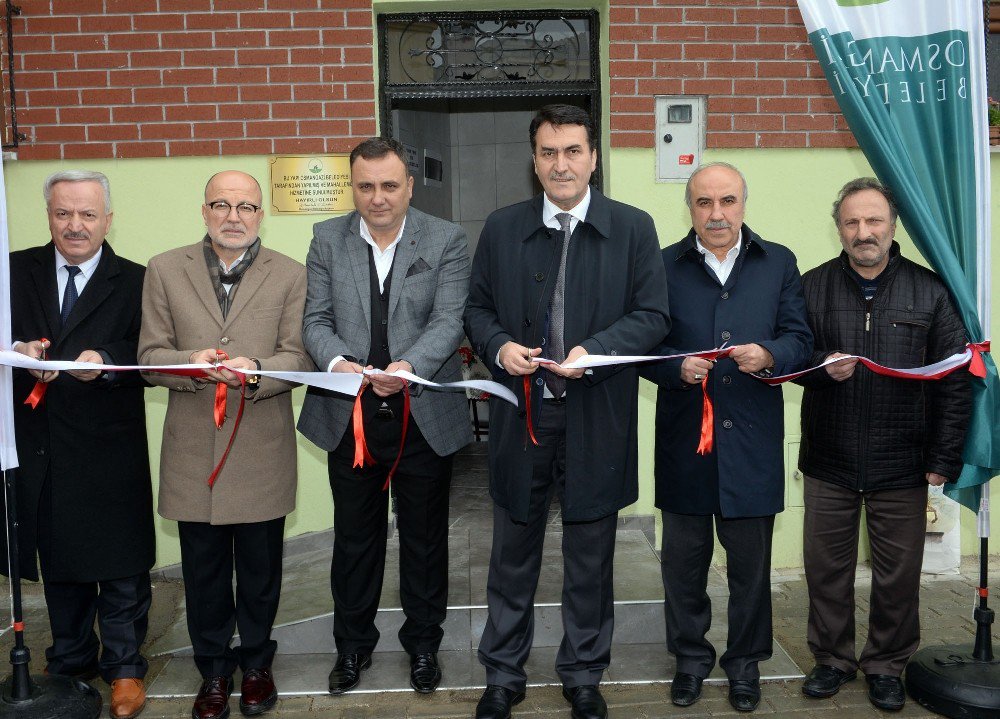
245, 358, 262, 392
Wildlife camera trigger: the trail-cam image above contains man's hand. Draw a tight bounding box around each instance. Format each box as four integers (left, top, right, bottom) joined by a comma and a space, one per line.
218, 356, 256, 388
67, 349, 104, 382
729, 343, 774, 374
547, 345, 588, 379
825, 352, 858, 382
499, 342, 542, 376
331, 359, 370, 388
681, 356, 714, 385
926, 472, 948, 487
15, 339, 59, 382
370, 360, 413, 397
189, 348, 230, 384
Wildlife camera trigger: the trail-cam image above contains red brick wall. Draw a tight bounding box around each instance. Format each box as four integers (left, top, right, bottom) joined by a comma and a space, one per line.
12, 0, 376, 160
9, 0, 851, 160
609, 0, 855, 149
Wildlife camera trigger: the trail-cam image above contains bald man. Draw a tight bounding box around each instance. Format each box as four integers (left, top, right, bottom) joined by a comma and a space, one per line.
139, 171, 312, 719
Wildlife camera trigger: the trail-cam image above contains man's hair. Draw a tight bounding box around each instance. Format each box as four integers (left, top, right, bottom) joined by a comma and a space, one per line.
350, 137, 410, 176
683, 162, 749, 208
832, 177, 898, 226
529, 104, 595, 153
203, 171, 263, 202
43, 170, 112, 214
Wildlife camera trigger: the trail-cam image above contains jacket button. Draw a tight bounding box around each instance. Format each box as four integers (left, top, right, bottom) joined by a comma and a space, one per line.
721, 330, 731, 341
535, 377, 543, 386
611, 350, 617, 356
721, 291, 729, 300
535, 273, 545, 281
35, 447, 45, 456
523, 318, 531, 327
381, 319, 387, 326
382, 343, 388, 351
723, 375, 732, 385
722, 419, 733, 429
220, 336, 231, 345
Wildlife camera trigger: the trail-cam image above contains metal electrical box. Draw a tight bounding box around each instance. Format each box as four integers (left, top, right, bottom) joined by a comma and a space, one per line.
655, 96, 706, 183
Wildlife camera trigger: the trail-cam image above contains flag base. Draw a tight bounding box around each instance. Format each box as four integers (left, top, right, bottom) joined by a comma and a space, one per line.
905, 646, 1000, 719
0, 673, 101, 719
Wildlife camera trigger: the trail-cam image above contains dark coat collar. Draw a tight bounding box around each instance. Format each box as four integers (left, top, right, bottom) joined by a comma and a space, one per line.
515, 187, 613, 242
672, 224, 768, 262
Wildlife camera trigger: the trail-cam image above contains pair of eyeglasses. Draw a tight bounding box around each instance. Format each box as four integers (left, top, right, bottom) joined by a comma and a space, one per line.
206, 201, 261, 219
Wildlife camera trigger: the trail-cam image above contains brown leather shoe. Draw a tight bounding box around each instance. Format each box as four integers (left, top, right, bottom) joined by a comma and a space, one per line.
193, 676, 233, 719
239, 668, 277, 716
110, 678, 147, 719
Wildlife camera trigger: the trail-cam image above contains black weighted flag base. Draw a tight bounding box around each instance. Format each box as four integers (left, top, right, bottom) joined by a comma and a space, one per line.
1, 468, 100, 719
905, 538, 1000, 718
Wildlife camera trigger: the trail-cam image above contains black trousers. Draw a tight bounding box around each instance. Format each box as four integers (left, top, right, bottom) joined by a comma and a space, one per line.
177, 517, 285, 678
329, 418, 453, 655
661, 511, 775, 682
43, 572, 151, 683
803, 476, 927, 676
478, 400, 618, 691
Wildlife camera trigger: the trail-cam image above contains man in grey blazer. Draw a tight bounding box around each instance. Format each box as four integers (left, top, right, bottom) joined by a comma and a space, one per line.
297, 137, 472, 695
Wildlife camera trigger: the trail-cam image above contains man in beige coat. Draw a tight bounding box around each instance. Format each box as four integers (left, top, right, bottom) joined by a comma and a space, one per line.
139, 171, 312, 719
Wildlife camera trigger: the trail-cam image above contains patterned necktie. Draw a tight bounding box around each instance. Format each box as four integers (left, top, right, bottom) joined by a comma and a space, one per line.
545, 213, 573, 398
61, 265, 81, 325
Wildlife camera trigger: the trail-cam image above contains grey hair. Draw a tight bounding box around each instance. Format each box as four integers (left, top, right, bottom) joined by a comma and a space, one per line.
831, 177, 898, 226
43, 170, 112, 214
684, 162, 749, 207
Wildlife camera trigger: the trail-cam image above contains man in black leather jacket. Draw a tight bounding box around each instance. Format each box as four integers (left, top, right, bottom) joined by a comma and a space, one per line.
796, 177, 971, 712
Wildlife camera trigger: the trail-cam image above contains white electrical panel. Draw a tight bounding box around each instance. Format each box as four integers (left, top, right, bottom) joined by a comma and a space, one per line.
655, 96, 706, 183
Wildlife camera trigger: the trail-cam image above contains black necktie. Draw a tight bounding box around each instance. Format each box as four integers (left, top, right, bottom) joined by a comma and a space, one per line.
545, 213, 572, 398
61, 265, 81, 325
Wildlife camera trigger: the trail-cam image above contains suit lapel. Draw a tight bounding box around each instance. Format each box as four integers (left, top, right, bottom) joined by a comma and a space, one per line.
223, 250, 270, 329
184, 244, 225, 329
346, 214, 372, 333
28, 244, 61, 341
58, 244, 118, 342
388, 210, 419, 322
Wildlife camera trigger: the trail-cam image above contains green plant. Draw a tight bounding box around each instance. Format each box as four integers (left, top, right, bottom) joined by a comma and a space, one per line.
989, 98, 1000, 127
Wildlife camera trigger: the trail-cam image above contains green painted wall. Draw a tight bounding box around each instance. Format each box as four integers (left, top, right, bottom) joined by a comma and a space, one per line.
5, 147, 998, 569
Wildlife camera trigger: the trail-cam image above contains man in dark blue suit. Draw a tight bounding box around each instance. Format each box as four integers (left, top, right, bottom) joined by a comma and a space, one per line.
641, 162, 811, 713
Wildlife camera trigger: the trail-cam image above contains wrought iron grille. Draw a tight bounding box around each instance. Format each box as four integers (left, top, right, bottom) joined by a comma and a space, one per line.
1, 2, 21, 149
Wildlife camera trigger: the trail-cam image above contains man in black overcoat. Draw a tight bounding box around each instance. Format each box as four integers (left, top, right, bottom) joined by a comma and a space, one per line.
641, 162, 812, 713
464, 104, 670, 719
2, 170, 154, 719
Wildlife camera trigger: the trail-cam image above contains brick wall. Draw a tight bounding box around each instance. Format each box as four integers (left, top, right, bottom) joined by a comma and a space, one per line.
8, 0, 851, 160
609, 0, 855, 149
11, 0, 376, 160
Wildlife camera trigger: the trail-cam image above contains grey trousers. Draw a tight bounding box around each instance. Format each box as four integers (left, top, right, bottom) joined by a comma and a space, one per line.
478, 401, 618, 691
803, 476, 927, 676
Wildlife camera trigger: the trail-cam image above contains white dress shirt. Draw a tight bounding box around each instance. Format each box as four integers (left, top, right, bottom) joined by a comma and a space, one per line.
695, 231, 742, 285
55, 245, 103, 312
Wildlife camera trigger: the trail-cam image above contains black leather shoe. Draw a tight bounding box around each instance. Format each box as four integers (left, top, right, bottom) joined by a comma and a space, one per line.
562, 685, 608, 719
327, 653, 371, 695
728, 679, 761, 712
192, 676, 234, 719
475, 685, 525, 719
239, 667, 277, 716
802, 664, 856, 698
671, 672, 704, 707
866, 674, 905, 711
409, 652, 441, 694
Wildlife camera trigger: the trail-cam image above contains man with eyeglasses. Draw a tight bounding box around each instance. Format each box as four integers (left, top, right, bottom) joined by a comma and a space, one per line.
139, 170, 312, 719
297, 137, 471, 696
3, 170, 154, 719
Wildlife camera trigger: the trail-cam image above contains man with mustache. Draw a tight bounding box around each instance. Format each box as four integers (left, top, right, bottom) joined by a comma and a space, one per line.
641, 162, 812, 712
465, 104, 670, 719
796, 178, 970, 711
139, 170, 312, 719
3, 170, 154, 719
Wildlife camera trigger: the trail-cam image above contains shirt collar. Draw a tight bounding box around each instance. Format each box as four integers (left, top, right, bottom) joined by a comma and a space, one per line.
360, 216, 406, 256
695, 230, 742, 261
54, 245, 103, 278
542, 187, 591, 230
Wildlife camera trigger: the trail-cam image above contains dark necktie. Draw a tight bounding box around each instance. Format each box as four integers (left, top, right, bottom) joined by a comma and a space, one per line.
545, 213, 572, 398
61, 265, 81, 325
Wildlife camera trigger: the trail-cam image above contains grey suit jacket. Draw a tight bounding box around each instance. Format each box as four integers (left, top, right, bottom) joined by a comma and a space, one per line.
297, 206, 473, 457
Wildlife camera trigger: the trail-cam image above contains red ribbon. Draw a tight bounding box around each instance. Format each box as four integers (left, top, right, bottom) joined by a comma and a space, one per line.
523, 375, 539, 446
695, 374, 714, 455
351, 379, 412, 491
212, 351, 230, 429
24, 337, 51, 409
969, 341, 990, 379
